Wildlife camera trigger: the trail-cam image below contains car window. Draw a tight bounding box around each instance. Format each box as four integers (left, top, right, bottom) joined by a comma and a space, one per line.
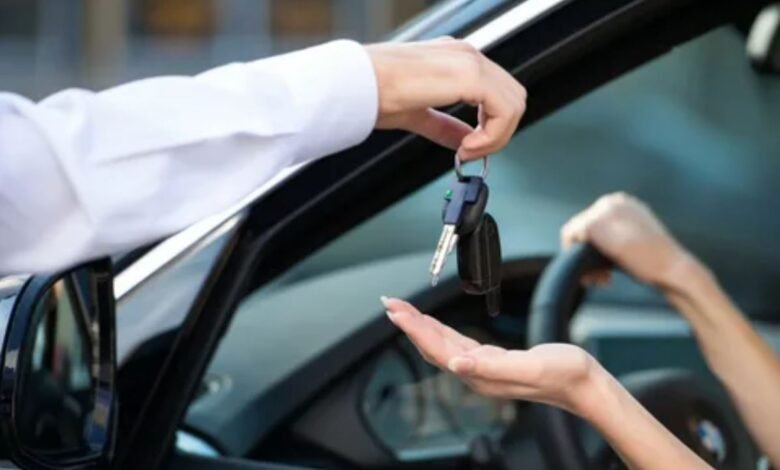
175, 25, 780, 461
270, 26, 780, 313
188, 26, 780, 456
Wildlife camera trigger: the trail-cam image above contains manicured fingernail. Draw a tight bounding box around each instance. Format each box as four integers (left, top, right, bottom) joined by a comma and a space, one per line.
385, 310, 397, 323
380, 296, 391, 309
448, 356, 475, 374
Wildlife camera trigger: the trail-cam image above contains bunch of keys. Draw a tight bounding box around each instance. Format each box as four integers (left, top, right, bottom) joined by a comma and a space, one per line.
429, 154, 503, 316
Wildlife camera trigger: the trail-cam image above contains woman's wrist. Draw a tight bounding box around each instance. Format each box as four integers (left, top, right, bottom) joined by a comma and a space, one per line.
658, 249, 713, 299
568, 359, 621, 423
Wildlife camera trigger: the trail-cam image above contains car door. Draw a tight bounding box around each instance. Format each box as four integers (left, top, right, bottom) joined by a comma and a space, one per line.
112, 0, 776, 469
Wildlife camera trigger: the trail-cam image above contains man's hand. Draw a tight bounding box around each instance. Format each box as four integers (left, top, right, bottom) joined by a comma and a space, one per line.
366, 38, 527, 160
561, 192, 700, 291
382, 297, 601, 416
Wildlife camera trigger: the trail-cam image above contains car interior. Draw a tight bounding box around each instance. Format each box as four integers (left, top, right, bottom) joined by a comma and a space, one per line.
129, 23, 780, 469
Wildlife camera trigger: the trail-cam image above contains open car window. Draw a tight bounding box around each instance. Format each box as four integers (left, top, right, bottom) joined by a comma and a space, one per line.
167, 25, 780, 465
270, 26, 780, 314
183, 25, 780, 459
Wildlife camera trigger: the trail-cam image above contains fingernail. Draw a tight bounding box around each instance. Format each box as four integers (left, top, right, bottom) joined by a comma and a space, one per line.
385, 310, 397, 323
448, 356, 475, 374
380, 296, 391, 309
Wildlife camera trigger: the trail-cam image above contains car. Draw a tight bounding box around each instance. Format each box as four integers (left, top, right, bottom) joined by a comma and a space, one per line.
1, 0, 779, 468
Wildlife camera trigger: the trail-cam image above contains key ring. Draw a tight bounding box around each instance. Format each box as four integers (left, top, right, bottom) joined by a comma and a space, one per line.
454, 153, 489, 180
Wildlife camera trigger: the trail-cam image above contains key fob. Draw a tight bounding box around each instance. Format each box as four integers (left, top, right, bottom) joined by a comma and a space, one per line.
457, 213, 502, 316
442, 176, 489, 235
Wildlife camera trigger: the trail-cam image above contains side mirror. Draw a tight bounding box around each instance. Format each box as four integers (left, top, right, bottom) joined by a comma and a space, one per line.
0, 259, 117, 469
747, 3, 780, 74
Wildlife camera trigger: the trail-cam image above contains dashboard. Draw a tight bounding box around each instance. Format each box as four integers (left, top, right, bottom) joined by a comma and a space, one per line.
245, 295, 539, 469
181, 254, 778, 469
183, 254, 545, 468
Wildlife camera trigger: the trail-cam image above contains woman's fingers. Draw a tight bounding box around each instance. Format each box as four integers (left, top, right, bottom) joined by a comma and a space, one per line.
382, 297, 482, 367
582, 269, 612, 286
450, 346, 542, 385
383, 297, 480, 349
384, 305, 464, 367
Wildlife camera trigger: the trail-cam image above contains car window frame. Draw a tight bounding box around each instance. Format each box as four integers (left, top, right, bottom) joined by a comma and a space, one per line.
113, 1, 774, 468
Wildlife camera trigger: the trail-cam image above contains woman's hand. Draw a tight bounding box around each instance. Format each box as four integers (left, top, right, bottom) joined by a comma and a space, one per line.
366, 38, 527, 160
383, 296, 714, 469
382, 297, 602, 416
561, 192, 700, 291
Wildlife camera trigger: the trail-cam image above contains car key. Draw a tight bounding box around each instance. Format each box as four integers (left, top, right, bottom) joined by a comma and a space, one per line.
457, 212, 502, 316
429, 175, 488, 286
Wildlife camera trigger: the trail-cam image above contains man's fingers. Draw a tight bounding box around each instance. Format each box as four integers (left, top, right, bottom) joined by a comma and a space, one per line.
459, 60, 526, 160
401, 109, 474, 151
369, 39, 526, 157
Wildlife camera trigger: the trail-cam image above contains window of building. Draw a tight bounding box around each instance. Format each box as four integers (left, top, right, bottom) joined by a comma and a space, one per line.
132, 0, 215, 38
0, 0, 38, 37
270, 0, 333, 37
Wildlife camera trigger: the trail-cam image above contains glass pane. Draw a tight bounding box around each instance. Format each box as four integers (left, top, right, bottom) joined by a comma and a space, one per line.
132, 0, 215, 37
18, 279, 93, 453
271, 0, 333, 37
0, 0, 38, 37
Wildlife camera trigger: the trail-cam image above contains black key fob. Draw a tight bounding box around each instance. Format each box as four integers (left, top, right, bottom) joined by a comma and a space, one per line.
457, 213, 502, 316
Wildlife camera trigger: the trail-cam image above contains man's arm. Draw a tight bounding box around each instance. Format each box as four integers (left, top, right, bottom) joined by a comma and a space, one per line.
0, 40, 377, 274
0, 39, 526, 274
562, 192, 780, 467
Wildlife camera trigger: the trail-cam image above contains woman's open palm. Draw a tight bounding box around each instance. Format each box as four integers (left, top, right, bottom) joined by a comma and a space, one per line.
382, 297, 599, 415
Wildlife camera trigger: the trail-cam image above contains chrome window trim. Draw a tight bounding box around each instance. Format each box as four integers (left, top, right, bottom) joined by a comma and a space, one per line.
114, 0, 574, 300
464, 0, 573, 49
746, 4, 780, 60
175, 430, 221, 458
114, 164, 306, 299
390, 0, 477, 42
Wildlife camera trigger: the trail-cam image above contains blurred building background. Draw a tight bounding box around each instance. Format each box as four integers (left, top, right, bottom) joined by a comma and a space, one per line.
0, 0, 437, 99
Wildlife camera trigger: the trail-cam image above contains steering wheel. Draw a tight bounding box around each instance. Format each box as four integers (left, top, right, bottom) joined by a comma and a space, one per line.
526, 244, 754, 469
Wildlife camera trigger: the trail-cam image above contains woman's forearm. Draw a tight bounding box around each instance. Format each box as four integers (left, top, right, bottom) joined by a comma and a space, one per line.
664, 257, 780, 466
577, 363, 711, 470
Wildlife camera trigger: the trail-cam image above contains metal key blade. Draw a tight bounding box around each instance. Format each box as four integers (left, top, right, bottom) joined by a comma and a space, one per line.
430, 224, 457, 286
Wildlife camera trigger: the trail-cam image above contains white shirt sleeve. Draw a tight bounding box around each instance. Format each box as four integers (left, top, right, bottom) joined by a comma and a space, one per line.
0, 40, 378, 275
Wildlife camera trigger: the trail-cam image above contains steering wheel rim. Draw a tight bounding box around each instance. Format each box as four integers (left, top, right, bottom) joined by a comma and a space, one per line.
526, 243, 610, 470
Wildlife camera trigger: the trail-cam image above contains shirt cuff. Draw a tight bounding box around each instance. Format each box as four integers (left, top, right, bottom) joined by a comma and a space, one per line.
247, 39, 379, 164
